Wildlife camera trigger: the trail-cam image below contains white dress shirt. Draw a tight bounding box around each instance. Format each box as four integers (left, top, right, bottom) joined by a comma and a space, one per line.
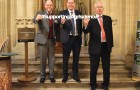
68, 9, 78, 36
95, 14, 106, 42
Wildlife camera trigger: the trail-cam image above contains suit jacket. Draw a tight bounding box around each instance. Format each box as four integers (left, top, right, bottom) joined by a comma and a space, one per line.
59, 10, 82, 44
83, 15, 114, 55
33, 10, 58, 44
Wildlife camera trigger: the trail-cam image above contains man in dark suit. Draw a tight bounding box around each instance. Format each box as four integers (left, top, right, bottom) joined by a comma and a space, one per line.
59, 0, 82, 83
83, 1, 113, 90
33, 0, 58, 83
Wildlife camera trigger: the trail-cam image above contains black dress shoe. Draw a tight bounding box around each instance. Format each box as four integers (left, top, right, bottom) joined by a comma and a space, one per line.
50, 78, 56, 83
62, 78, 68, 83
40, 78, 45, 83
103, 86, 109, 90
73, 77, 81, 83
90, 86, 96, 90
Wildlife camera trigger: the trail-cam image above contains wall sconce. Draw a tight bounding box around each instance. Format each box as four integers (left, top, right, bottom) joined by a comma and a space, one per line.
112, 19, 117, 25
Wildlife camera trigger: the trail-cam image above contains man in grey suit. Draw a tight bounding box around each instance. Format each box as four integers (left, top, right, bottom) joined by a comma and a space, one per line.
33, 0, 58, 83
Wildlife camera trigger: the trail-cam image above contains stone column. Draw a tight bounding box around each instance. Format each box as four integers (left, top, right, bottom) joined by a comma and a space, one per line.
124, 0, 138, 67
63, 0, 67, 10
109, 0, 126, 60
0, 0, 8, 39
0, 0, 11, 51
10, 0, 16, 47
138, 0, 140, 19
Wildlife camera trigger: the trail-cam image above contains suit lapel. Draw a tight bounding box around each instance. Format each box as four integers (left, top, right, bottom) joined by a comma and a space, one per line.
75, 10, 78, 15
75, 10, 79, 24
102, 15, 105, 27
75, 10, 79, 34
44, 11, 49, 26
42, 10, 49, 32
95, 15, 106, 32
102, 15, 107, 32
66, 10, 70, 15
95, 18, 101, 30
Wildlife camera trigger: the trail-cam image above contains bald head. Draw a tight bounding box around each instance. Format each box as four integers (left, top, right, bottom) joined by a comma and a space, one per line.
94, 1, 104, 8
94, 1, 104, 15
44, 0, 54, 12
67, 0, 75, 3
45, 0, 53, 3
45, 0, 53, 4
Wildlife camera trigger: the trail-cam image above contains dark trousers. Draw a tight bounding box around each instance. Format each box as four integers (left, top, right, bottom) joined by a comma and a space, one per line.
62, 36, 81, 78
90, 42, 110, 87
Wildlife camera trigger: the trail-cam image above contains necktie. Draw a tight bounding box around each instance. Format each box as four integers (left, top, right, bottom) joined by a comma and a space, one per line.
70, 12, 76, 35
99, 16, 106, 41
48, 12, 53, 39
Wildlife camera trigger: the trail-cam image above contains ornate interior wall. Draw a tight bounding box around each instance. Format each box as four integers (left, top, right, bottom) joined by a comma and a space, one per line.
0, 0, 10, 48
8, 0, 40, 59
0, 0, 139, 65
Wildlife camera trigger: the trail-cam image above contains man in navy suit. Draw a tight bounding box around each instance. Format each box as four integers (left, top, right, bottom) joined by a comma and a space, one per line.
59, 0, 82, 83
83, 1, 113, 90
